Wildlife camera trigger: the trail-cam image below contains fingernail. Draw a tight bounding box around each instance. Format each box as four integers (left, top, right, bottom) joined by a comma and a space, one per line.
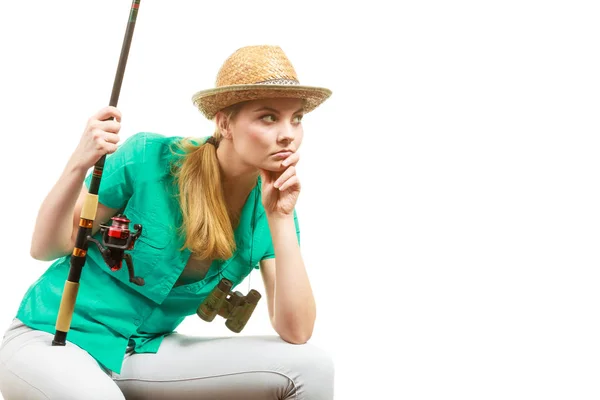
274, 181, 280, 188
282, 160, 289, 167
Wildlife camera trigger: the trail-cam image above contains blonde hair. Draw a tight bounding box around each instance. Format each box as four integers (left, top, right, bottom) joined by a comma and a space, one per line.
171, 103, 243, 260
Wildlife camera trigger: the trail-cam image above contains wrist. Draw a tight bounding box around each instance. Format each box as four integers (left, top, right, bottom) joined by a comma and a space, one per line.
65, 156, 89, 177
266, 211, 294, 223
266, 213, 296, 236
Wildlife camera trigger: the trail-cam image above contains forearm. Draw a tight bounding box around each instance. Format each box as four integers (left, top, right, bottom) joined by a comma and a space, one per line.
30, 157, 86, 261
268, 213, 316, 343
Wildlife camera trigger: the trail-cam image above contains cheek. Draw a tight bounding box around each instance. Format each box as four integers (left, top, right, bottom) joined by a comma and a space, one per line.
246, 129, 262, 141
247, 123, 264, 136
245, 125, 271, 147
233, 125, 271, 163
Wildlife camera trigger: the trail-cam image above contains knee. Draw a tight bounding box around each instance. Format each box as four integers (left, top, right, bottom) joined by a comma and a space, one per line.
0, 363, 125, 400
288, 342, 334, 376
275, 340, 335, 399
0, 345, 125, 400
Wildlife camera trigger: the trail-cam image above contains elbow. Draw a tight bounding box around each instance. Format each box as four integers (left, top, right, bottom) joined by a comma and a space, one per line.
283, 333, 312, 345
30, 231, 49, 261
30, 243, 45, 261
275, 321, 314, 344
272, 308, 316, 345
30, 246, 53, 262
280, 330, 313, 344
30, 240, 70, 262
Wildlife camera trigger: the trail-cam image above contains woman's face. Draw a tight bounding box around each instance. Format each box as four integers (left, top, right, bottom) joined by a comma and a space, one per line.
226, 97, 305, 172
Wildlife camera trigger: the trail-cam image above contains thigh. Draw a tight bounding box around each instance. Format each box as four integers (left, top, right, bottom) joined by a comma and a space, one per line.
0, 319, 125, 400
114, 334, 334, 400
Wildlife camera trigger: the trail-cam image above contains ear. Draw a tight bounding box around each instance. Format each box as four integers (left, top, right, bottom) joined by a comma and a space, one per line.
215, 111, 232, 139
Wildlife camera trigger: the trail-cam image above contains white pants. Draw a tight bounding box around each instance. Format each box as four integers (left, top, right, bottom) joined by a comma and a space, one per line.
0, 319, 334, 399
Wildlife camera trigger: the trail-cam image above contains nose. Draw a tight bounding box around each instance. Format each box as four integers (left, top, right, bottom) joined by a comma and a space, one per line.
278, 121, 296, 144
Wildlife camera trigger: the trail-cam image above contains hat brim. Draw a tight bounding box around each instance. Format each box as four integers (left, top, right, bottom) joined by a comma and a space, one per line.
191, 84, 332, 120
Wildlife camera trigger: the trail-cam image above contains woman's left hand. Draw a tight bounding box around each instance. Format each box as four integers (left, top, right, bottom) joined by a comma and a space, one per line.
259, 152, 301, 217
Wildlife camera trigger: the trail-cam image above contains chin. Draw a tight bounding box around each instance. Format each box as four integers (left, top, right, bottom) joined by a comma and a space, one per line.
260, 160, 286, 172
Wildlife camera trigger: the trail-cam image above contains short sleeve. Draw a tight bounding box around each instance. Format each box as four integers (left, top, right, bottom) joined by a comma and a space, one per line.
83, 132, 146, 210
258, 209, 301, 266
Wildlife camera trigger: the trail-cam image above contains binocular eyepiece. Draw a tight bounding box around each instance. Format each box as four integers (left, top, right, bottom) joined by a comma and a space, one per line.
197, 278, 261, 333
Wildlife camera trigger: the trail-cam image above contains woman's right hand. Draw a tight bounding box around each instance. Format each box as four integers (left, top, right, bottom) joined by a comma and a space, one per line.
70, 106, 122, 172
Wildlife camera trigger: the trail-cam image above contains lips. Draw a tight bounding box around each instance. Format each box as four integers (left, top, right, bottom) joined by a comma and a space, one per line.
272, 150, 293, 159
272, 149, 293, 155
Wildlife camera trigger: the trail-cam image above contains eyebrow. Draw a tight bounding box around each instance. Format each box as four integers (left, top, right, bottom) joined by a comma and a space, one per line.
253, 106, 305, 114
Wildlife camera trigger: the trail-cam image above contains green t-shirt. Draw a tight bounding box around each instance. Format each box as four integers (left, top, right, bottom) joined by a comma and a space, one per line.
15, 132, 299, 373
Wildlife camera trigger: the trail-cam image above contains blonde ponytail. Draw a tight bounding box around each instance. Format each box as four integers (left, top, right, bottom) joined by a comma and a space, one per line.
171, 103, 242, 261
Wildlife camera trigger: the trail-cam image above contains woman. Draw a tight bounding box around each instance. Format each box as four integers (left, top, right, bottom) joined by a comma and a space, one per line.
0, 45, 334, 399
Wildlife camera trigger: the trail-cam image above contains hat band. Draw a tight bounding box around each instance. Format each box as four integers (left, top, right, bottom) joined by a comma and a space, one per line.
255, 78, 299, 86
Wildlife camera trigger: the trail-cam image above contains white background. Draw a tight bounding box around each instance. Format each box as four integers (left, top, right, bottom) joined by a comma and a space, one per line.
1, 1, 599, 399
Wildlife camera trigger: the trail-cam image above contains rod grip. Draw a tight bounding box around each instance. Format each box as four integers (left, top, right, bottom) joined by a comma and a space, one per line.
55, 281, 79, 332
81, 194, 99, 220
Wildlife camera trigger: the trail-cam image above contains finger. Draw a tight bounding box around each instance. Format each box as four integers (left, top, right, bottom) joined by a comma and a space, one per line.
278, 175, 300, 192
93, 106, 122, 123
282, 152, 300, 167
104, 142, 119, 154
103, 132, 121, 144
92, 119, 121, 134
274, 166, 296, 189
94, 136, 118, 154
90, 126, 120, 144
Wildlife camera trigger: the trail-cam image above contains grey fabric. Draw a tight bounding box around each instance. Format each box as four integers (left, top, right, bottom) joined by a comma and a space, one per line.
0, 319, 334, 399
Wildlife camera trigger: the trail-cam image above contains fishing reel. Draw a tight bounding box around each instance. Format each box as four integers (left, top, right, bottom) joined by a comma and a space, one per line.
197, 278, 261, 333
87, 214, 145, 286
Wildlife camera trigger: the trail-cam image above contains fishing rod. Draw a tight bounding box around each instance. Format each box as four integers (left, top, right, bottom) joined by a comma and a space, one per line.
52, 0, 143, 346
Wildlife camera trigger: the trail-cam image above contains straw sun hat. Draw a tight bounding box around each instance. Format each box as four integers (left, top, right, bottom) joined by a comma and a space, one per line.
191, 45, 332, 120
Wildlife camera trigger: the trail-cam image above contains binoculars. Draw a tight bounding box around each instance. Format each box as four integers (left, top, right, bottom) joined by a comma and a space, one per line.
197, 278, 261, 333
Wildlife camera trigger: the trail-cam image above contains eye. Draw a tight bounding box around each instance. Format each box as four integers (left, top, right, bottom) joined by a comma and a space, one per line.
261, 114, 276, 122
293, 114, 304, 124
